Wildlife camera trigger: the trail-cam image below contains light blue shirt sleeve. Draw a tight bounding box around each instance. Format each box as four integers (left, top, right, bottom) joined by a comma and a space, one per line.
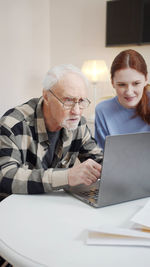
95, 107, 109, 149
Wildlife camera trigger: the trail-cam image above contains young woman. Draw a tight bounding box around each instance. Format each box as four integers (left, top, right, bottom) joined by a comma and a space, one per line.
95, 49, 150, 149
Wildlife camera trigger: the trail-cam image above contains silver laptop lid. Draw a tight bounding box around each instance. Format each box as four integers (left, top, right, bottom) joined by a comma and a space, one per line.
98, 132, 150, 207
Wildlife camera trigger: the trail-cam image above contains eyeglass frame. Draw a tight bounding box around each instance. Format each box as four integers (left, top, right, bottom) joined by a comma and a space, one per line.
48, 89, 91, 110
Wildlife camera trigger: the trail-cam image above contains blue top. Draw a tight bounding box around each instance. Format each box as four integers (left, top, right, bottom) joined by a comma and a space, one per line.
95, 96, 150, 149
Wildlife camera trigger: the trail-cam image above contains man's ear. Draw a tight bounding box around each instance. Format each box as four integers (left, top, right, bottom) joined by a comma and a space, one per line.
43, 90, 49, 105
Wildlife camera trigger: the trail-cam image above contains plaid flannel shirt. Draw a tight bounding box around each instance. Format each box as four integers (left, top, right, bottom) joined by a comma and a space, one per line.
0, 97, 103, 195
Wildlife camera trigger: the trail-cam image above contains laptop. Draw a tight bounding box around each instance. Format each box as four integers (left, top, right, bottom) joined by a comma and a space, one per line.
65, 132, 150, 208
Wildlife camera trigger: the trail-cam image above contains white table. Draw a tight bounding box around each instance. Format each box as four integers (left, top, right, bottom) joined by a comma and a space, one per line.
0, 192, 150, 267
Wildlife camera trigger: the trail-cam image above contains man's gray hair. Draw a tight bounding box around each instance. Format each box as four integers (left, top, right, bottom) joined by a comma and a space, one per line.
42, 64, 89, 90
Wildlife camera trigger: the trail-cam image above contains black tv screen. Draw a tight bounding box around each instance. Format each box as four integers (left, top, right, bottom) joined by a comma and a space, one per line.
106, 0, 150, 46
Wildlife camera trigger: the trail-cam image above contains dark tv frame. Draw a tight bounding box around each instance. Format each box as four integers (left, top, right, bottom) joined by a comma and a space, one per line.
106, 0, 150, 47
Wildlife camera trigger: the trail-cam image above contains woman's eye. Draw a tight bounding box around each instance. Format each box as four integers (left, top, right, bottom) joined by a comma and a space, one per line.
118, 83, 126, 87
134, 82, 140, 86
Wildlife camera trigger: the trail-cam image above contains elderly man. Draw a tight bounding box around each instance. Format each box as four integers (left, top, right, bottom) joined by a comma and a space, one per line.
0, 64, 103, 197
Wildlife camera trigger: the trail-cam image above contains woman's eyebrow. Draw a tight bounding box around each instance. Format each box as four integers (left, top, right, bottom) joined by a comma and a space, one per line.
116, 81, 126, 84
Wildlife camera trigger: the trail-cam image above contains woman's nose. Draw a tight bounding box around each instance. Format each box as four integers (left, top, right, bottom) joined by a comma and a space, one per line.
126, 85, 133, 94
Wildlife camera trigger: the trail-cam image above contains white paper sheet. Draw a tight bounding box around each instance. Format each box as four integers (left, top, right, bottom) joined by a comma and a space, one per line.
86, 226, 150, 247
131, 199, 150, 230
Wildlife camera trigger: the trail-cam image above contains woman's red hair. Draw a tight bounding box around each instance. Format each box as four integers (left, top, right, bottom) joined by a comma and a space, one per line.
111, 49, 150, 124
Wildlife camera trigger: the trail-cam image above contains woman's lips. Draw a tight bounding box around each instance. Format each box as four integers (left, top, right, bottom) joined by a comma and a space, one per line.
124, 96, 135, 102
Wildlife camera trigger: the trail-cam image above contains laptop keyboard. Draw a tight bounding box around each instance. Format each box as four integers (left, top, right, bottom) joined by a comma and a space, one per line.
77, 188, 99, 200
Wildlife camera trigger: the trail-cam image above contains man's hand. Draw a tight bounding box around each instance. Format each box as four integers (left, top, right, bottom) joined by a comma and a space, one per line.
68, 159, 102, 186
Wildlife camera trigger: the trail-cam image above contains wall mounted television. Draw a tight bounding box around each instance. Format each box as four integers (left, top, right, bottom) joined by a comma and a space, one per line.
106, 0, 150, 46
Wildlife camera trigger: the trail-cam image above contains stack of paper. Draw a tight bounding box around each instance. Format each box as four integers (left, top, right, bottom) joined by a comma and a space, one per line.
86, 226, 150, 247
131, 199, 150, 231
86, 199, 150, 247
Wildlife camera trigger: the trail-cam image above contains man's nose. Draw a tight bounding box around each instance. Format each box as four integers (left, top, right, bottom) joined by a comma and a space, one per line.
70, 102, 81, 114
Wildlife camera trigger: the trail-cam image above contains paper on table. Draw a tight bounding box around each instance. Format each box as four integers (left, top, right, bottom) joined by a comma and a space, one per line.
86, 226, 150, 247
131, 199, 150, 230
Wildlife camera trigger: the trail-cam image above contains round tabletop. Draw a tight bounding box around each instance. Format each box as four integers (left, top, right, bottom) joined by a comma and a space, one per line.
0, 192, 149, 267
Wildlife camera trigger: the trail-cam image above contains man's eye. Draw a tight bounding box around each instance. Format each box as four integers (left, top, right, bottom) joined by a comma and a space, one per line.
78, 98, 84, 103
64, 98, 73, 102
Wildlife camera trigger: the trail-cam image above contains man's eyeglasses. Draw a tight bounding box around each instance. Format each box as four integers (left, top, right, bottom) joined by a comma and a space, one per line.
49, 90, 91, 110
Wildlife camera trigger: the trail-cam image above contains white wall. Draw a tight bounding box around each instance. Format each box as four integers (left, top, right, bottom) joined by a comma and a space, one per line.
50, 0, 150, 119
0, 0, 50, 116
0, 0, 150, 119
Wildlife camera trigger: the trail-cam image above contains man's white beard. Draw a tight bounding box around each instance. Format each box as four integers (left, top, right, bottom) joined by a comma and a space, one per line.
61, 116, 80, 131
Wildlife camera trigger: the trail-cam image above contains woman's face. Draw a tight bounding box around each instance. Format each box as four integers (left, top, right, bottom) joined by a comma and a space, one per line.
112, 68, 148, 108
